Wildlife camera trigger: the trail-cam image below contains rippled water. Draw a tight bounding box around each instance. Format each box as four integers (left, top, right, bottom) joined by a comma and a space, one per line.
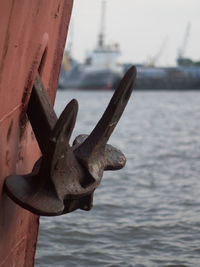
35, 90, 200, 267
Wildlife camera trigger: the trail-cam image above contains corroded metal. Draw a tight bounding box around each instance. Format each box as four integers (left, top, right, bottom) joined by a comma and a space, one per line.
5, 66, 136, 216
27, 72, 58, 153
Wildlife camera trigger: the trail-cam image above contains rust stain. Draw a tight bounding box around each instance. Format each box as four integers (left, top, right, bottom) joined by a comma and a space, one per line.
54, 1, 61, 19
7, 119, 13, 142
21, 66, 35, 111
57, 2, 61, 13
5, 150, 10, 166
17, 149, 24, 163
19, 113, 28, 142
30, 130, 35, 140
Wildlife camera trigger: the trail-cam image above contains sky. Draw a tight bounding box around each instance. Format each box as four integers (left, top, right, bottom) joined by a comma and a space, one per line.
66, 0, 200, 67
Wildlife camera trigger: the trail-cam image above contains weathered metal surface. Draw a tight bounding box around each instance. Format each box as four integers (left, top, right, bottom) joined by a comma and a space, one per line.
27, 72, 58, 153
5, 66, 136, 216
0, 0, 73, 266
74, 66, 137, 179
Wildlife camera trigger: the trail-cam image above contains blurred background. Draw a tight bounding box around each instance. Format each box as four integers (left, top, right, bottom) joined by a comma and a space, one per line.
36, 1, 200, 266
58, 0, 200, 91
69, 0, 200, 67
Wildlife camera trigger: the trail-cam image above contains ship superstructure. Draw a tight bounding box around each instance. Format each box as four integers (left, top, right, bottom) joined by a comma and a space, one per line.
59, 0, 122, 90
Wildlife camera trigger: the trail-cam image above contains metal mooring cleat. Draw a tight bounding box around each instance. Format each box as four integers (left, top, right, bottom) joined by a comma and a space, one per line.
4, 66, 136, 216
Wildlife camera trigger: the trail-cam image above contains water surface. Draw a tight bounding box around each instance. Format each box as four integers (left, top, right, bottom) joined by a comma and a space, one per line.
35, 90, 200, 267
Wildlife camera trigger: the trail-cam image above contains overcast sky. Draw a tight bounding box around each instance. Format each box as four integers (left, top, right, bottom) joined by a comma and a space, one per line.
66, 0, 200, 66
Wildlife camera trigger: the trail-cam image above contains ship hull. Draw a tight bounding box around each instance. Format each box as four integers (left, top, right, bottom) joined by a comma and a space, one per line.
59, 67, 122, 90
131, 66, 200, 90
0, 1, 73, 266
135, 77, 200, 90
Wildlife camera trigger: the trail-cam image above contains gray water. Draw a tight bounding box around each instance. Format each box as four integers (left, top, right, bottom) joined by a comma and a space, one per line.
35, 90, 200, 267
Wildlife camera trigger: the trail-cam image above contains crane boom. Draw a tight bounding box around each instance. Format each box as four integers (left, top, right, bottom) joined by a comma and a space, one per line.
178, 22, 191, 60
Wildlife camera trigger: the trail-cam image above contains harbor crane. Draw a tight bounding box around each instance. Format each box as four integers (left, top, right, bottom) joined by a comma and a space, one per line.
146, 37, 168, 67
177, 22, 191, 65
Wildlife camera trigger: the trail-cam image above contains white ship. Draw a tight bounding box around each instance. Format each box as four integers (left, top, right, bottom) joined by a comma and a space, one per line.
59, 0, 123, 90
